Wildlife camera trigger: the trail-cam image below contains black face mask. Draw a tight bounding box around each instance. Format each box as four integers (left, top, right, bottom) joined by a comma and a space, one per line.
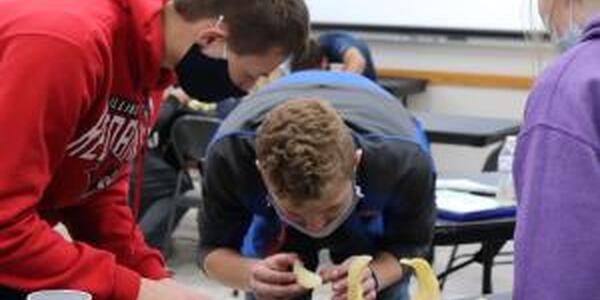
175, 44, 247, 103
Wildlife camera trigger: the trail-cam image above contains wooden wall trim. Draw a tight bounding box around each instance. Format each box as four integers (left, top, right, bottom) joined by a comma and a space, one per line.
377, 68, 534, 90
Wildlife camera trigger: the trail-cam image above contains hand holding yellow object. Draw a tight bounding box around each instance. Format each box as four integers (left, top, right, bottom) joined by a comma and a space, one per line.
346, 255, 374, 300
400, 258, 441, 300
318, 255, 376, 300
248, 253, 307, 299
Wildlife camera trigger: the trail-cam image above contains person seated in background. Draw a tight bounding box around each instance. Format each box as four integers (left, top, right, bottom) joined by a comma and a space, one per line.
317, 31, 378, 81
198, 70, 435, 300
284, 32, 377, 81
513, 0, 600, 299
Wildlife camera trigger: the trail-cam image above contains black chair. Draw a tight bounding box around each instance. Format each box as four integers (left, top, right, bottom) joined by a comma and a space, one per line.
482, 145, 502, 173
163, 115, 221, 250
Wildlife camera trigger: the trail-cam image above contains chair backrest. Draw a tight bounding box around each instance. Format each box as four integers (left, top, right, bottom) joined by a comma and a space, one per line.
482, 143, 503, 172
170, 114, 221, 166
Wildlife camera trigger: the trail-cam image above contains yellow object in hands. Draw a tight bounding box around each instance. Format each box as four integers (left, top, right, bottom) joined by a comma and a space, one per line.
293, 261, 322, 289
186, 99, 216, 111
187, 99, 204, 111
347, 255, 373, 300
400, 258, 441, 300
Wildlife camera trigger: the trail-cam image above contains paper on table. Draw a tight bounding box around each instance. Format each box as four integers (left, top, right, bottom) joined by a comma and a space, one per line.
436, 179, 498, 195
436, 190, 513, 214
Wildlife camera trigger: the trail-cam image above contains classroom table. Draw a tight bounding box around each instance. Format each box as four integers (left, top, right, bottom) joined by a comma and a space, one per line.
435, 217, 515, 294
413, 112, 520, 147
378, 77, 428, 104
434, 173, 515, 295
449, 292, 512, 300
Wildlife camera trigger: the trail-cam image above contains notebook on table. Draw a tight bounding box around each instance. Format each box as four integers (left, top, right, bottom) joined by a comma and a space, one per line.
436, 179, 498, 196
436, 189, 516, 221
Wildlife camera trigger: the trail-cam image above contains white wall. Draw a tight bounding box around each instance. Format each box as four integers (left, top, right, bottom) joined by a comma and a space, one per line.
307, 0, 544, 33
358, 33, 557, 175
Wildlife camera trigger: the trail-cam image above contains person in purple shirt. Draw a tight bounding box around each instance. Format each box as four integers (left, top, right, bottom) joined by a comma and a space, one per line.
514, 0, 600, 299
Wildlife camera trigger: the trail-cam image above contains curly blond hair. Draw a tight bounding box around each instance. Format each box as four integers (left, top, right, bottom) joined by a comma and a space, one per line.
256, 99, 355, 203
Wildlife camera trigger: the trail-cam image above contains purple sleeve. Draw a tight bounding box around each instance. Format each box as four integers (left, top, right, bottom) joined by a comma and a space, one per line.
513, 126, 600, 300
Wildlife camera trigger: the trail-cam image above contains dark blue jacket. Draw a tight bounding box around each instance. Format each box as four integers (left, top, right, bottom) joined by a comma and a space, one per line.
198, 71, 435, 268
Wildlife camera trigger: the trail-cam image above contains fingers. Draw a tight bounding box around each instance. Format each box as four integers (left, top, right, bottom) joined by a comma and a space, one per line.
331, 266, 377, 300
331, 278, 348, 296
250, 253, 299, 286
361, 273, 377, 295
320, 264, 347, 284
364, 289, 377, 300
264, 253, 298, 271
249, 253, 308, 300
251, 263, 297, 285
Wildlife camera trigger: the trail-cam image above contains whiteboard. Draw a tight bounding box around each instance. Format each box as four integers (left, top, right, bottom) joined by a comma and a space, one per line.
307, 0, 545, 35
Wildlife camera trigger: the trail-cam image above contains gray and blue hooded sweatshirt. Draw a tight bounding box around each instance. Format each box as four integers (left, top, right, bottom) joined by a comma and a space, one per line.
198, 71, 436, 269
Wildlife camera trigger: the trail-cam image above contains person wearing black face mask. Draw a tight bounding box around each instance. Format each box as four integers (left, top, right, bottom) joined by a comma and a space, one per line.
132, 42, 287, 255
130, 36, 289, 257
175, 44, 247, 103
125, 0, 311, 260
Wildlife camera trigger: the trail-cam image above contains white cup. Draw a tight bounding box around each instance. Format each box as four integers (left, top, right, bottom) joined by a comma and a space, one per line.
27, 290, 92, 300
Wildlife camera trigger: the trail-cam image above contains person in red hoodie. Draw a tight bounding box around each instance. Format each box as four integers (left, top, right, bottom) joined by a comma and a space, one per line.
0, 0, 309, 299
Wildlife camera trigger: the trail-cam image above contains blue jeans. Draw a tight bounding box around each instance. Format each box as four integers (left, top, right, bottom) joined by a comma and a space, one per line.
131, 148, 192, 253
245, 273, 410, 300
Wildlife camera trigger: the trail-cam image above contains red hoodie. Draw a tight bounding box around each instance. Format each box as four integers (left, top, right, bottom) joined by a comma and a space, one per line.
0, 0, 174, 299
